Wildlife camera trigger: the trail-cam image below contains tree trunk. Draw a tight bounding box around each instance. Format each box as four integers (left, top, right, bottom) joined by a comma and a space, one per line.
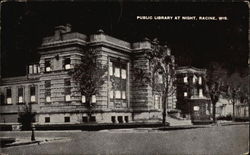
212, 102, 216, 123
232, 101, 235, 121
162, 93, 167, 125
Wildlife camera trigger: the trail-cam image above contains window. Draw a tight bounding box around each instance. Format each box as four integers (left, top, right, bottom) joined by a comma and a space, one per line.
184, 76, 188, 83
89, 116, 96, 122
121, 69, 126, 79
193, 75, 197, 83
91, 95, 96, 103
65, 88, 71, 102
64, 79, 71, 86
111, 116, 116, 123
117, 116, 123, 123
45, 117, 50, 123
184, 92, 188, 97
114, 67, 120, 77
109, 62, 113, 76
33, 65, 38, 74
109, 90, 113, 99
115, 91, 121, 99
45, 80, 51, 103
154, 95, 161, 109
158, 73, 163, 84
198, 77, 202, 85
30, 86, 36, 103
121, 91, 126, 99
6, 88, 12, 104
193, 106, 200, 111
18, 87, 24, 103
82, 116, 88, 123
64, 117, 70, 122
64, 57, 71, 70
109, 60, 128, 105
64, 79, 71, 102
124, 116, 129, 123
29, 65, 33, 74
199, 89, 203, 97
0, 93, 4, 105
45, 59, 51, 72
81, 95, 86, 103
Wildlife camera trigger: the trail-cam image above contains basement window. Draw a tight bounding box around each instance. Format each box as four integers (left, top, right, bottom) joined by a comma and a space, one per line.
45, 117, 50, 123
64, 117, 70, 123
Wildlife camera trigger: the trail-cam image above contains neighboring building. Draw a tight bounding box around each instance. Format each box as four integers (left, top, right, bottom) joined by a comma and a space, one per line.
175, 66, 212, 123
0, 25, 176, 125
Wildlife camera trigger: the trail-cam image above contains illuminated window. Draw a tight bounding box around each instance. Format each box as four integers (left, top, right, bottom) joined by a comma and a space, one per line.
154, 95, 161, 109
45, 59, 51, 72
114, 67, 120, 77
121, 69, 126, 79
184, 92, 188, 97
193, 106, 200, 111
46, 96, 51, 103
18, 87, 24, 103
91, 95, 96, 103
110, 90, 113, 99
29, 65, 33, 74
30, 86, 36, 102
6, 88, 12, 104
115, 91, 121, 99
64, 57, 71, 70
199, 89, 203, 97
184, 76, 188, 83
109, 62, 113, 76
193, 75, 197, 83
122, 91, 126, 99
81, 95, 86, 103
198, 77, 202, 85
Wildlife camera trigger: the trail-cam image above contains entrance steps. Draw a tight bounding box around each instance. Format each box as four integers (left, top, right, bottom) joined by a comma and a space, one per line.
166, 116, 192, 126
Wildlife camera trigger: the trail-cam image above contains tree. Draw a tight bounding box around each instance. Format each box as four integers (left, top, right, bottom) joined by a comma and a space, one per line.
206, 62, 228, 123
18, 104, 36, 131
224, 72, 249, 120
133, 39, 176, 125
69, 48, 107, 120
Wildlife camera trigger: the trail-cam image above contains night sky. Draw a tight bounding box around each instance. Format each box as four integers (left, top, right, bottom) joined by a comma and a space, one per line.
1, 1, 249, 77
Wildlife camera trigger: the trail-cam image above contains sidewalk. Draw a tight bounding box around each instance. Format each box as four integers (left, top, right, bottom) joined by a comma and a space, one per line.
1, 137, 71, 148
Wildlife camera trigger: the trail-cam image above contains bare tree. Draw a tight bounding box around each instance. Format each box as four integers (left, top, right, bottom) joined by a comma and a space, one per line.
69, 48, 107, 119
133, 39, 176, 125
206, 63, 228, 123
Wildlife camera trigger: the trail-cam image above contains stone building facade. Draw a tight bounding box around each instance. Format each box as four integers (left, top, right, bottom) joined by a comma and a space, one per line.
0, 25, 176, 125
175, 66, 211, 123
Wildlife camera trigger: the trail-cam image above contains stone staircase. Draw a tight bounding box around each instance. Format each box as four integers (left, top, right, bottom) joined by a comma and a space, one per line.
166, 116, 192, 126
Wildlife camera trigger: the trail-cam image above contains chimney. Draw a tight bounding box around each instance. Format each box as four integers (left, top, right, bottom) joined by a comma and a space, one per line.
54, 24, 72, 41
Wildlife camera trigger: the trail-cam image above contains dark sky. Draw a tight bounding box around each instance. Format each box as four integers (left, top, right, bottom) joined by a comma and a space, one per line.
1, 1, 249, 77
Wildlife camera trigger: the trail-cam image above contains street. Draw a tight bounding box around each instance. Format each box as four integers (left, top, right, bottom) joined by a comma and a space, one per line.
0, 124, 249, 155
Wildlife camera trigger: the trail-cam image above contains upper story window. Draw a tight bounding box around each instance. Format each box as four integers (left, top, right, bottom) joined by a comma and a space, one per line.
18, 87, 24, 103
45, 59, 51, 72
63, 57, 71, 70
29, 64, 40, 74
81, 95, 96, 103
6, 88, 12, 104
30, 86, 36, 103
